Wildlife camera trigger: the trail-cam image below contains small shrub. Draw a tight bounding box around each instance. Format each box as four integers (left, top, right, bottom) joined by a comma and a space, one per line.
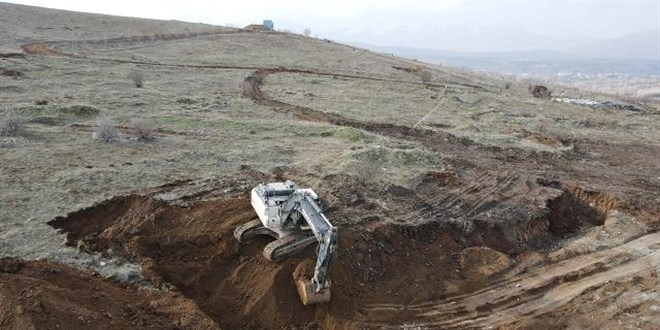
94, 118, 117, 143
303, 28, 311, 37
176, 97, 195, 104
335, 127, 370, 142
0, 68, 23, 77
34, 99, 48, 105
240, 75, 264, 96
61, 105, 100, 117
536, 122, 547, 134
131, 118, 153, 141
0, 112, 21, 136
531, 85, 551, 98
351, 159, 383, 185
420, 70, 433, 84
128, 69, 145, 88
504, 81, 511, 90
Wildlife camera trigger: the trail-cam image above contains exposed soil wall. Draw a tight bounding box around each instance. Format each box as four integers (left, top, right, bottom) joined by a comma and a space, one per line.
0, 258, 217, 330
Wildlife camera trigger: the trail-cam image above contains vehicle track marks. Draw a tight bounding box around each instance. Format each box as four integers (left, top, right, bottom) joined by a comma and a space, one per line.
359, 231, 660, 329
407, 171, 521, 225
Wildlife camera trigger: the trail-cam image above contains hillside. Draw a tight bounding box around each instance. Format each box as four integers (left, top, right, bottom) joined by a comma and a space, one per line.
1, 2, 659, 329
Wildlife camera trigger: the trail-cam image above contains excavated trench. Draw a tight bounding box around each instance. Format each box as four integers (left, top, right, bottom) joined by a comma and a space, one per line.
46, 193, 454, 328
537, 179, 623, 236
45, 172, 624, 328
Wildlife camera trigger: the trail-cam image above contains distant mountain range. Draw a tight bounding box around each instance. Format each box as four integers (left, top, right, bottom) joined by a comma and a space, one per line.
568, 29, 659, 60
347, 29, 659, 77
325, 24, 590, 53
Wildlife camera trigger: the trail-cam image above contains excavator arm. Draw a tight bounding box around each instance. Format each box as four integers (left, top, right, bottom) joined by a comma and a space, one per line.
277, 191, 337, 295
296, 193, 338, 293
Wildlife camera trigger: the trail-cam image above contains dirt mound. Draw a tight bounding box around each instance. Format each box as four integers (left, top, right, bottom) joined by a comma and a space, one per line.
0, 257, 216, 330
402, 172, 628, 254
520, 129, 570, 149
458, 247, 512, 280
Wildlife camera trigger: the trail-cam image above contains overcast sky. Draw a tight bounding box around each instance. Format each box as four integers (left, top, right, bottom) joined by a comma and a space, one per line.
4, 0, 659, 51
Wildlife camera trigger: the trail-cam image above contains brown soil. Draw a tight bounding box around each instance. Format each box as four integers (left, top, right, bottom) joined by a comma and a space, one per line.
44, 190, 474, 328
519, 129, 568, 149
458, 247, 512, 280
40, 168, 655, 329
0, 257, 217, 330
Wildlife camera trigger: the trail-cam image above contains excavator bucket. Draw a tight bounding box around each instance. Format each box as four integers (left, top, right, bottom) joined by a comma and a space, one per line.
293, 260, 331, 305
295, 278, 331, 305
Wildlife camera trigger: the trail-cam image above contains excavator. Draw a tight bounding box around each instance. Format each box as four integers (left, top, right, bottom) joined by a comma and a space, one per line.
234, 181, 338, 305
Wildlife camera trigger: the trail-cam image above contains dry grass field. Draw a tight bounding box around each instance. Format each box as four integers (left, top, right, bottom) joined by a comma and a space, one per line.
1, 3, 659, 329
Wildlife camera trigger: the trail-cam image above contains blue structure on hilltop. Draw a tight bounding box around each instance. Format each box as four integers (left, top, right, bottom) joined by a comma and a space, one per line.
263, 20, 274, 31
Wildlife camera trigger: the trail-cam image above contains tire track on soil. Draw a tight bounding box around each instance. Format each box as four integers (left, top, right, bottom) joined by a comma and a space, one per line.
405, 171, 519, 224
360, 230, 660, 329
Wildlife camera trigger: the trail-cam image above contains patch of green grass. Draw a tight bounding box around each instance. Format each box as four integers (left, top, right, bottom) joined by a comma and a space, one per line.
150, 115, 336, 138
11, 104, 100, 125
354, 145, 440, 167
334, 127, 374, 142
14, 104, 100, 117
150, 115, 269, 131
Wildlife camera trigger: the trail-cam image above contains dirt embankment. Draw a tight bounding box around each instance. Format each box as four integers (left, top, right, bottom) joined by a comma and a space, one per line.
0, 258, 217, 330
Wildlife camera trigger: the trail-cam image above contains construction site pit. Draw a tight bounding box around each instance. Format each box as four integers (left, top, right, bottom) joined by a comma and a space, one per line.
2, 169, 644, 329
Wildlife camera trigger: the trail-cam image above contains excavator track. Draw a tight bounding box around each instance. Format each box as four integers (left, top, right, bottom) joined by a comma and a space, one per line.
263, 231, 316, 262
234, 219, 270, 242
